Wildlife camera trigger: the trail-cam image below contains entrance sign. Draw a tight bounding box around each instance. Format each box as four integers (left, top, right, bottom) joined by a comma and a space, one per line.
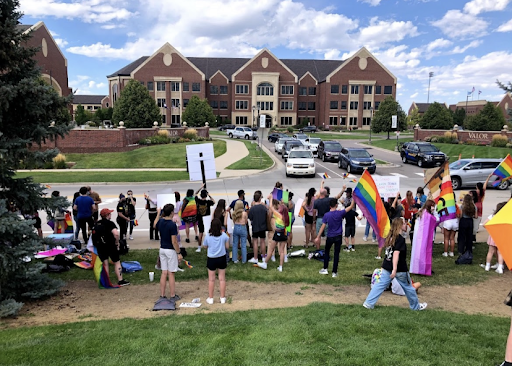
260, 114, 266, 128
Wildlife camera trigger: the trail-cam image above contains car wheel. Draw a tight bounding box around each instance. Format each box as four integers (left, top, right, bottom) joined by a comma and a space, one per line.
338, 160, 342, 169
322, 154, 326, 162
401, 155, 407, 164
347, 164, 351, 173
451, 177, 461, 190
286, 172, 290, 178
228, 133, 233, 138
497, 179, 509, 190
245, 135, 249, 140
417, 159, 423, 168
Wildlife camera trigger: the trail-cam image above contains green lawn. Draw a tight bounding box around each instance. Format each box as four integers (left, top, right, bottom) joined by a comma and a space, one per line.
15, 171, 191, 183
65, 140, 227, 169
0, 303, 507, 365
226, 141, 273, 170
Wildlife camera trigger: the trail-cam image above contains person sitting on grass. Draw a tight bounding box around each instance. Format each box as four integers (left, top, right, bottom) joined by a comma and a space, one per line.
203, 218, 230, 305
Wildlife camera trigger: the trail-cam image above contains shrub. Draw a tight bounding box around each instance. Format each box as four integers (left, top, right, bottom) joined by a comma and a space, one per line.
430, 136, 438, 142
287, 126, 293, 133
183, 128, 198, 140
491, 134, 508, 148
52, 153, 67, 169
424, 136, 432, 142
506, 143, 512, 149
157, 129, 170, 138
138, 135, 170, 145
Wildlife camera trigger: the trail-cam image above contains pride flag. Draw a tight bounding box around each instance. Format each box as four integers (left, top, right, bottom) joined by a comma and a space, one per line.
424, 162, 449, 201
436, 168, 457, 223
322, 172, 330, 179
272, 188, 289, 203
353, 170, 390, 248
91, 247, 119, 289
491, 154, 512, 187
181, 197, 197, 219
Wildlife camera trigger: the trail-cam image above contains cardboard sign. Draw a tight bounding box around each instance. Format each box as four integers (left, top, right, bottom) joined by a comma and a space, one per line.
372, 175, 400, 200
157, 194, 176, 209
186, 143, 217, 182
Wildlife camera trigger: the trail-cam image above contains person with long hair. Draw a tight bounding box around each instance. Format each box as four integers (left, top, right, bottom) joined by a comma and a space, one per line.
458, 193, 477, 255
286, 191, 295, 251
302, 187, 316, 248
442, 193, 459, 258
363, 217, 427, 310
402, 190, 418, 222
248, 191, 267, 264
481, 201, 507, 274
181, 188, 200, 249
213, 199, 227, 228
203, 218, 229, 304
229, 200, 248, 263
410, 199, 438, 276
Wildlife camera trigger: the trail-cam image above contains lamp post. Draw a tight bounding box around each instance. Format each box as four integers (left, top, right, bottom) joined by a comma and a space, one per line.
427, 72, 434, 103
369, 107, 373, 144
252, 105, 256, 129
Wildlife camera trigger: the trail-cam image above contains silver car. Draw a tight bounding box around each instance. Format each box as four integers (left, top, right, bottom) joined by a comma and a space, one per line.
449, 158, 509, 190
275, 137, 292, 154
304, 137, 321, 156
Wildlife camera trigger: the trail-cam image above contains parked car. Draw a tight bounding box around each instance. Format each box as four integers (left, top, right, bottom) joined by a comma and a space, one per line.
226, 126, 257, 140
268, 132, 288, 143
275, 137, 292, 153
449, 158, 510, 190
218, 124, 235, 131
282, 140, 304, 160
338, 148, 376, 174
400, 142, 447, 167
304, 137, 322, 155
292, 133, 309, 143
286, 148, 316, 177
299, 125, 317, 133
317, 140, 342, 162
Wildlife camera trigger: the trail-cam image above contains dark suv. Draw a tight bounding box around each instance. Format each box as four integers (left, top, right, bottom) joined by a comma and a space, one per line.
299, 125, 317, 133
282, 140, 303, 160
317, 140, 342, 162
338, 148, 376, 174
401, 142, 447, 167
218, 124, 235, 131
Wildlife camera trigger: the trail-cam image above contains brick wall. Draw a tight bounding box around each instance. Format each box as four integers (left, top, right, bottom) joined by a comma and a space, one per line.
414, 128, 511, 145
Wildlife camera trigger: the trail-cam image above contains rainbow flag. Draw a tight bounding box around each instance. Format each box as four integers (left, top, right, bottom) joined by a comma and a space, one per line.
492, 154, 512, 187
353, 170, 390, 248
424, 162, 449, 201
436, 168, 457, 223
410, 211, 437, 276
181, 197, 197, 219
342, 173, 349, 179
91, 246, 119, 289
272, 188, 289, 204
322, 172, 330, 179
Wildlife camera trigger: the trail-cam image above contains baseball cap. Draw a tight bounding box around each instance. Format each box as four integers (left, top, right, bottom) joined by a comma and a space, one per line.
100, 208, 114, 217
237, 189, 245, 196
119, 193, 125, 199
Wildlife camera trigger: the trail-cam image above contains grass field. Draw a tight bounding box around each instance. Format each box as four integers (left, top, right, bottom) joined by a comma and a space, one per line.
14, 171, 192, 183
226, 140, 273, 170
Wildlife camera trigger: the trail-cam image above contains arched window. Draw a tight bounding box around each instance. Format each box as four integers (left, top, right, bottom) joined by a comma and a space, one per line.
257, 82, 274, 96
112, 84, 118, 103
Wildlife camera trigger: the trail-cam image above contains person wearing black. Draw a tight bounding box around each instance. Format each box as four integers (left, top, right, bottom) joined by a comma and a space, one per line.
73, 186, 95, 244
196, 186, 216, 250
93, 208, 129, 286
116, 194, 130, 246
144, 193, 159, 241
126, 190, 137, 240
248, 190, 268, 264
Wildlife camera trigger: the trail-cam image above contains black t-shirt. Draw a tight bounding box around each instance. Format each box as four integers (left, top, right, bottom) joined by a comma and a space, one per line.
313, 197, 331, 218
117, 200, 127, 219
126, 196, 136, 216
382, 235, 408, 272
93, 219, 117, 247
230, 199, 249, 211
196, 197, 214, 217
344, 210, 359, 226
72, 192, 80, 216
248, 204, 268, 232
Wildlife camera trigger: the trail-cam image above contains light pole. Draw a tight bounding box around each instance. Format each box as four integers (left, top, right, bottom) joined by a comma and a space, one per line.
252, 106, 256, 129
427, 72, 434, 103
369, 107, 373, 144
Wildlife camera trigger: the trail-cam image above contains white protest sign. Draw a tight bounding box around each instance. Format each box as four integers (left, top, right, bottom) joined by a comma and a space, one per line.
202, 215, 212, 236
260, 114, 266, 128
157, 194, 176, 209
186, 143, 217, 181
294, 198, 304, 217
372, 175, 400, 200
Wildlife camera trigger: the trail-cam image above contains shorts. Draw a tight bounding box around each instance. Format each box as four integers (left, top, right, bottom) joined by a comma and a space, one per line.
304, 212, 313, 225
272, 230, 287, 242
159, 248, 178, 272
207, 255, 227, 271
252, 230, 266, 239
197, 216, 205, 233
316, 217, 327, 237
183, 215, 197, 224
97, 244, 120, 263
344, 225, 356, 238
443, 218, 459, 231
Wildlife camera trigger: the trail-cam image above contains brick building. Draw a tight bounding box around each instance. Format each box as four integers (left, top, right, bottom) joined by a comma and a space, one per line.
106, 43, 396, 129
71, 94, 108, 120
407, 102, 449, 116
448, 93, 512, 121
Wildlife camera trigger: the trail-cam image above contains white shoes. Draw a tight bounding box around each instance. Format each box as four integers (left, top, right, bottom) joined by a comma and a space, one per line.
442, 252, 448, 257
277, 266, 282, 272
449, 252, 454, 257
496, 266, 504, 274
332, 273, 337, 278
206, 297, 214, 305
372, 238, 376, 243
271, 255, 276, 262
129, 235, 134, 240
419, 303, 428, 311
220, 297, 226, 304
375, 256, 381, 260
257, 262, 267, 270
248, 257, 258, 264
195, 247, 201, 253
284, 255, 288, 263
362, 236, 368, 242
319, 268, 328, 275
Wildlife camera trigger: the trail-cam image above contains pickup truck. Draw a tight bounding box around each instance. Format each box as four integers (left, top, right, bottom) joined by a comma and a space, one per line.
226, 127, 257, 140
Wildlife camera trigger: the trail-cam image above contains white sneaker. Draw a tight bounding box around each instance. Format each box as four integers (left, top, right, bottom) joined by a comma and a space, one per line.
491, 263, 499, 269
332, 272, 337, 278
362, 302, 372, 309
319, 268, 328, 275
277, 266, 282, 272
375, 256, 381, 260
220, 297, 226, 304
248, 257, 258, 264
362, 236, 368, 242
271, 255, 276, 262
448, 252, 454, 257
442, 252, 448, 257
284, 255, 288, 263
257, 262, 267, 270
419, 303, 428, 311
350, 246, 355, 252
372, 238, 376, 243
176, 267, 184, 272
195, 247, 201, 253
129, 235, 134, 240
206, 297, 214, 305
496, 267, 504, 274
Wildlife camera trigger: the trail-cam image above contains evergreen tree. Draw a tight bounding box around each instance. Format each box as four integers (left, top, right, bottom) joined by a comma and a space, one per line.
465, 102, 506, 131
111, 80, 160, 128
371, 96, 406, 139
181, 95, 216, 127
0, 0, 71, 317
497, 80, 512, 121
406, 108, 421, 129
420, 102, 453, 129
453, 108, 466, 128
74, 104, 88, 124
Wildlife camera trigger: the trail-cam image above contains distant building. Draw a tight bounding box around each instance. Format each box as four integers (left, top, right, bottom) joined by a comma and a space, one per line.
106, 44, 397, 129
448, 93, 512, 121
408, 102, 448, 116
72, 95, 108, 120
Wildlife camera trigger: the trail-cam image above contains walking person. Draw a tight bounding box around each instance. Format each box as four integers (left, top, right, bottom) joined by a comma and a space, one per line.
302, 188, 316, 248
248, 191, 267, 264
126, 190, 136, 240
203, 218, 230, 304
229, 200, 248, 263
144, 193, 159, 241
363, 217, 427, 311
73, 186, 96, 244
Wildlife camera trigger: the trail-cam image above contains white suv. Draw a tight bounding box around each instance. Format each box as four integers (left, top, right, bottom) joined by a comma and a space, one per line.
286, 148, 315, 178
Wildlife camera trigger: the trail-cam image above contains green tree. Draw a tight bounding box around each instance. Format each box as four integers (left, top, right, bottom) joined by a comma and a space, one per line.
75, 104, 88, 124
465, 102, 506, 131
112, 79, 160, 128
420, 102, 453, 129
181, 95, 216, 127
406, 108, 421, 129
0, 0, 72, 317
371, 96, 406, 138
453, 108, 466, 128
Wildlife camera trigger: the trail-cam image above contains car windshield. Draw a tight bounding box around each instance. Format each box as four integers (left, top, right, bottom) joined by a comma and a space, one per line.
287, 142, 302, 148
295, 134, 308, 139
308, 138, 321, 144
349, 150, 371, 158
418, 145, 439, 152
324, 143, 342, 151
450, 160, 470, 170
278, 138, 292, 144
289, 151, 313, 158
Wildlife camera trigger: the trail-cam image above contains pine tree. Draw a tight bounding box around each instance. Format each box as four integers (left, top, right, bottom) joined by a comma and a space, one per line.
181, 95, 216, 127
465, 102, 506, 131
371, 96, 406, 139
420, 102, 453, 130
0, 0, 71, 317
75, 104, 88, 124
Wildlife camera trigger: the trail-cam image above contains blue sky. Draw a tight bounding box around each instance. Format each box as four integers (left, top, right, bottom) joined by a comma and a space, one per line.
20, 0, 512, 112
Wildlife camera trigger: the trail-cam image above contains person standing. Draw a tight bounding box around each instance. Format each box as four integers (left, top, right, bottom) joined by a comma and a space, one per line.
458, 194, 477, 255
302, 188, 316, 248
144, 193, 159, 241
229, 201, 248, 264
87, 186, 102, 223
155, 204, 182, 300
181, 188, 199, 245
126, 190, 137, 240
257, 198, 289, 272
313, 188, 330, 246
72, 190, 81, 240
410, 199, 438, 276
248, 191, 267, 264
116, 194, 130, 247
203, 218, 230, 304
196, 184, 216, 252
286, 192, 295, 251
51, 190, 66, 234
73, 186, 95, 244
228, 189, 251, 247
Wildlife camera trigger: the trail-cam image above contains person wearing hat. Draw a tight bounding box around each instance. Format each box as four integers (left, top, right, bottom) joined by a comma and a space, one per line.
116, 194, 130, 248
195, 184, 215, 253
93, 208, 130, 286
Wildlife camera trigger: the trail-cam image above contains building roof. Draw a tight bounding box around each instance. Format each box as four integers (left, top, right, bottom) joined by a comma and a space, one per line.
281, 59, 344, 82
72, 95, 106, 105
412, 103, 432, 113
107, 56, 148, 78
188, 57, 248, 80
17, 24, 33, 32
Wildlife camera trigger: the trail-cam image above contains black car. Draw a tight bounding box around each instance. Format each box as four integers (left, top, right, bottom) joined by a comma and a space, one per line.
338, 148, 376, 174
299, 125, 317, 133
317, 140, 342, 162
218, 124, 235, 131
401, 142, 447, 168
268, 132, 288, 142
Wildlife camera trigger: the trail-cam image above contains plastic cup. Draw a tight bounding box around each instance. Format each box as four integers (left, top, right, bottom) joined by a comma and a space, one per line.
149, 272, 155, 282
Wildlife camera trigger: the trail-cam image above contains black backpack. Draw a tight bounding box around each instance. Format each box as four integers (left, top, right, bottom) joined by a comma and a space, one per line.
455, 251, 473, 265
91, 221, 107, 248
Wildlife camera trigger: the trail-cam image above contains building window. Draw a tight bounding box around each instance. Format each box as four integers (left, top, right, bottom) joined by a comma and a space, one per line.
235, 100, 248, 110
340, 117, 346, 125
183, 82, 189, 91
350, 101, 359, 110
298, 102, 307, 110
281, 116, 293, 125
192, 83, 201, 92
375, 101, 381, 110
112, 84, 118, 103
281, 101, 293, 110
364, 85, 373, 94
171, 82, 180, 91
384, 86, 393, 94
363, 101, 372, 110
211, 100, 218, 109
157, 98, 166, 108
147, 81, 154, 91
331, 85, 339, 94
157, 81, 166, 91
330, 101, 338, 110
328, 116, 337, 125
341, 85, 348, 94
375, 85, 381, 94
349, 117, 358, 126
362, 117, 371, 126
281, 85, 294, 95
171, 99, 180, 108
87, 106, 92, 110
308, 87, 316, 96
235, 116, 248, 125
351, 85, 359, 94
162, 114, 166, 124
219, 85, 228, 94
341, 101, 347, 110
257, 83, 274, 96
257, 101, 273, 110
308, 102, 315, 110
139, 81, 144, 86
183, 99, 189, 108
210, 85, 218, 95
220, 101, 228, 109
235, 84, 249, 94
299, 87, 307, 96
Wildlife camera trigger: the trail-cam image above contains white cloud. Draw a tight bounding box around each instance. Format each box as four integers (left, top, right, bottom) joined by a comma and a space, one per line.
463, 0, 512, 15
431, 10, 488, 38
358, 0, 382, 6
450, 40, 482, 54
70, 76, 108, 95
426, 38, 452, 52
497, 19, 512, 32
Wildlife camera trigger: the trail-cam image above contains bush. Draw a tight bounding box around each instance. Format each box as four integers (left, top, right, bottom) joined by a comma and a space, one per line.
491, 134, 508, 148
52, 153, 67, 169
506, 143, 512, 148
424, 136, 431, 142
287, 126, 293, 133
138, 135, 171, 145
183, 128, 198, 140
157, 130, 170, 138
430, 136, 438, 142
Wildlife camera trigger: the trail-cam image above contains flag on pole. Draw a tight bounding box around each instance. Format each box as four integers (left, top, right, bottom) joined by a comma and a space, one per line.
424, 162, 449, 201
322, 172, 330, 179
491, 154, 512, 187
163, 103, 168, 109
272, 188, 289, 203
